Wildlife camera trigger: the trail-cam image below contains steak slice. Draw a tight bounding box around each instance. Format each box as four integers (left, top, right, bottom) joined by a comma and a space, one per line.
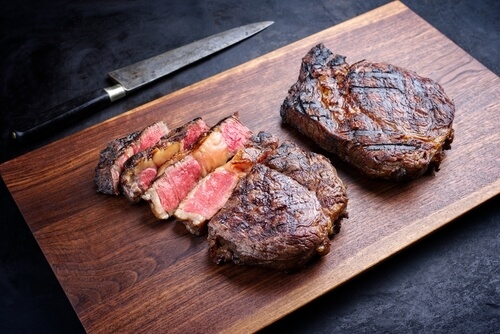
264, 141, 348, 235
120, 117, 209, 202
94, 121, 170, 195
175, 163, 244, 235
143, 114, 252, 220
191, 113, 252, 176
175, 132, 279, 235
207, 164, 331, 272
143, 155, 203, 220
280, 43, 455, 181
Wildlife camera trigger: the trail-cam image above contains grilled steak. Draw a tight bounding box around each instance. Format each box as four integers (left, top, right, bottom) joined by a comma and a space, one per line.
207, 164, 333, 272
280, 43, 455, 181
175, 131, 279, 235
120, 118, 209, 202
94, 121, 170, 194
264, 141, 348, 235
208, 139, 347, 271
143, 114, 252, 220
95, 114, 349, 272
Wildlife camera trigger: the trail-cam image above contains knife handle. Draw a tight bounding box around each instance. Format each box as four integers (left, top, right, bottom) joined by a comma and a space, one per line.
11, 84, 126, 142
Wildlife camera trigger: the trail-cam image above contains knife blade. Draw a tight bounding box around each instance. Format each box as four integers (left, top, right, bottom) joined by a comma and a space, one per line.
11, 21, 273, 141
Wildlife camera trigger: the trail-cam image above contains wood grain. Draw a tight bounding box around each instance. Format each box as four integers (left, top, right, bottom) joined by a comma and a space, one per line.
1, 2, 499, 333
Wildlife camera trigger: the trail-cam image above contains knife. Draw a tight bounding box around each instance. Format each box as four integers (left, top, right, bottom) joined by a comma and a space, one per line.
11, 21, 273, 141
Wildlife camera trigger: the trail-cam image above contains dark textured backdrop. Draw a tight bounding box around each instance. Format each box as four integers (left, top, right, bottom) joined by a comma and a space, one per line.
1, 1, 498, 333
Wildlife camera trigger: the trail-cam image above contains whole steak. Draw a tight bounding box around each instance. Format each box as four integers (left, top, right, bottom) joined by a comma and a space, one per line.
280, 43, 455, 181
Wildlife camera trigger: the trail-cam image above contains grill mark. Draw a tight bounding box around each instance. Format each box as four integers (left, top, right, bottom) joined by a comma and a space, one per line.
350, 85, 405, 93
363, 143, 417, 151
280, 43, 455, 180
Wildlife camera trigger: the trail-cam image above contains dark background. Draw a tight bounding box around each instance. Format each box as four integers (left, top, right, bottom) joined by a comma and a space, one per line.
1, 0, 498, 333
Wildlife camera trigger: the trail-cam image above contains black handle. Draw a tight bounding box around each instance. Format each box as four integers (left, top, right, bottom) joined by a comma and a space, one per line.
11, 86, 124, 142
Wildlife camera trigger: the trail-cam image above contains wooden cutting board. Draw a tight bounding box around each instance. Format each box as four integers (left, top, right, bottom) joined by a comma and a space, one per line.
1, 2, 499, 333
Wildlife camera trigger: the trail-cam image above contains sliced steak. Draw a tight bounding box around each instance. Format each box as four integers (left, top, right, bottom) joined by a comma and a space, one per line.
280, 43, 455, 181
191, 114, 252, 176
120, 117, 209, 202
94, 121, 170, 195
264, 141, 348, 235
207, 164, 331, 272
175, 132, 279, 235
143, 114, 252, 220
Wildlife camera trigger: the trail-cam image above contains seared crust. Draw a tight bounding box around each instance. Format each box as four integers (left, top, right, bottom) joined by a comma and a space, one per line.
280, 43, 455, 181
208, 164, 331, 271
95, 121, 169, 195
207, 140, 348, 272
94, 131, 140, 194
264, 141, 348, 235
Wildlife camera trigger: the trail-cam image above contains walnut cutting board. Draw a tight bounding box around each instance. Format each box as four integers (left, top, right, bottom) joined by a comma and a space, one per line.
1, 1, 499, 333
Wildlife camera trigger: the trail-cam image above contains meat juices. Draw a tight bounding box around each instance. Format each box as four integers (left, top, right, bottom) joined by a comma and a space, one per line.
94, 121, 170, 195
280, 43, 455, 181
